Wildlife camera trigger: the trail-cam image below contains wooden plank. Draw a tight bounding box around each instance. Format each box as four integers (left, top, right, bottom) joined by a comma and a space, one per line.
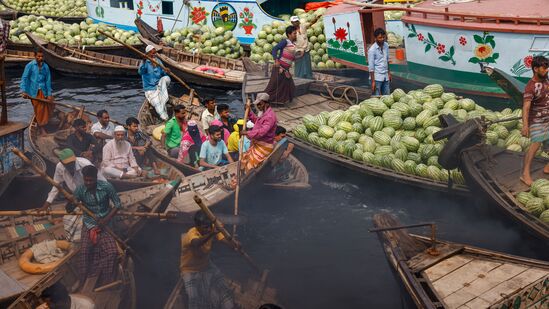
460, 297, 491, 309
479, 268, 548, 305
432, 259, 502, 298
424, 255, 474, 282
0, 268, 26, 299
442, 263, 529, 308
408, 244, 464, 273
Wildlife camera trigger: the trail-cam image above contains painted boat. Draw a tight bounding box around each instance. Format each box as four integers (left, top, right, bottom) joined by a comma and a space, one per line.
243, 74, 469, 194
134, 17, 162, 45
26, 33, 140, 77
28, 105, 185, 192
0, 150, 45, 200
373, 213, 549, 309
434, 116, 549, 241
1, 182, 178, 308
263, 153, 310, 190
4, 49, 34, 68
324, 0, 549, 106
7, 39, 144, 58
0, 0, 86, 23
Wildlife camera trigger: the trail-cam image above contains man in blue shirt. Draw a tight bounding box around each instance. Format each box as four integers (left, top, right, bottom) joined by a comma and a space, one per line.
199, 125, 233, 170
20, 50, 53, 135
367, 28, 391, 96
138, 45, 171, 121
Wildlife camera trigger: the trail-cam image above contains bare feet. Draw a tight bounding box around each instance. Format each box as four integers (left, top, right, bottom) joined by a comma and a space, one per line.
520, 176, 533, 186
544, 164, 549, 174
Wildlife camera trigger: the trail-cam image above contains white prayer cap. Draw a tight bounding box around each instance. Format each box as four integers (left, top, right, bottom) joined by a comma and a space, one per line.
114, 125, 126, 132
145, 45, 156, 54
290, 16, 300, 22
246, 120, 255, 129
253, 92, 270, 105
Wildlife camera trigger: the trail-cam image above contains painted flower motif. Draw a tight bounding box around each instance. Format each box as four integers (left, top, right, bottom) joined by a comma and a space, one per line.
244, 7, 249, 12
244, 18, 249, 23
334, 27, 348, 42
474, 44, 493, 59
417, 33, 424, 41
524, 55, 533, 68
137, 8, 142, 15
459, 36, 467, 46
436, 43, 446, 54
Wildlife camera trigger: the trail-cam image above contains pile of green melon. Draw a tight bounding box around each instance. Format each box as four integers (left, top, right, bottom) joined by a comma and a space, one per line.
250, 7, 343, 69
9, 16, 141, 46
5, 0, 86, 17
292, 84, 548, 185
516, 179, 549, 223
161, 26, 243, 59
387, 31, 403, 48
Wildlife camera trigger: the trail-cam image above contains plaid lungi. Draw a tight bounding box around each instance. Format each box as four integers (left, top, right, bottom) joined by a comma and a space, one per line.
240, 140, 274, 173
182, 263, 235, 309
78, 225, 119, 285
145, 76, 171, 121
530, 123, 549, 144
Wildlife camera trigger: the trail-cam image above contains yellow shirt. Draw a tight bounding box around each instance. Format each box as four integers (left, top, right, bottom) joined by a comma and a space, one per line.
227, 131, 240, 152
180, 227, 224, 273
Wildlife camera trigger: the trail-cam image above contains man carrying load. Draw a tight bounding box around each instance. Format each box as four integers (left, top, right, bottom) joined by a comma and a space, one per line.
139, 45, 171, 121
521, 55, 549, 185
291, 15, 313, 79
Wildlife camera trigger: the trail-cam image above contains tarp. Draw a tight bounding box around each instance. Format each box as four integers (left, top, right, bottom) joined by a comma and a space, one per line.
305, 0, 343, 11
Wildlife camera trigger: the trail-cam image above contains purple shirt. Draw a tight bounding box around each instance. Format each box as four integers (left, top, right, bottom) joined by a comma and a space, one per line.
247, 107, 277, 144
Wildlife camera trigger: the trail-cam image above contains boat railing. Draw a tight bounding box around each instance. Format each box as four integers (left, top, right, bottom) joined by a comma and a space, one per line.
370, 222, 440, 256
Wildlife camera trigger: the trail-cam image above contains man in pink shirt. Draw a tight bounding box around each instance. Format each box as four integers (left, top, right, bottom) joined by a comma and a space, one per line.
240, 93, 278, 173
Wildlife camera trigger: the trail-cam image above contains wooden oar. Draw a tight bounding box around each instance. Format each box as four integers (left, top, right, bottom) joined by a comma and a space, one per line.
97, 30, 202, 102
11, 147, 139, 259
193, 195, 262, 275
29, 96, 124, 126
233, 99, 251, 237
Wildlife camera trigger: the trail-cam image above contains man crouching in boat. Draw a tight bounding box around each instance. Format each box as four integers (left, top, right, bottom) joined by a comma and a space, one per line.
240, 93, 278, 173
139, 45, 171, 121
521, 55, 549, 185
71, 165, 121, 287
180, 211, 237, 309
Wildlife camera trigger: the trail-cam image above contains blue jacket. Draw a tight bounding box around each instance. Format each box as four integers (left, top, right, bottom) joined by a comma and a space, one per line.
20, 60, 52, 97
138, 58, 167, 91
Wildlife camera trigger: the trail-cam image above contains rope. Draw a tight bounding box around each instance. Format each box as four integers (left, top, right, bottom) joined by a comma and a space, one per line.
321, 83, 359, 105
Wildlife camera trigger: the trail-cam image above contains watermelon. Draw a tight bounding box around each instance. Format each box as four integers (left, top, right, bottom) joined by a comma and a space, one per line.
325, 138, 337, 151
526, 198, 545, 217
394, 148, 408, 161
391, 103, 410, 117
347, 132, 360, 143
427, 165, 442, 181
443, 99, 459, 110
540, 210, 549, 223
423, 115, 441, 129
535, 183, 549, 198
383, 113, 403, 129
303, 114, 320, 132
485, 131, 499, 145
382, 127, 396, 137
368, 116, 384, 132
352, 149, 363, 161
293, 124, 308, 140
362, 152, 375, 163
318, 125, 335, 138
391, 158, 406, 173
308, 132, 320, 145
328, 111, 344, 127
431, 98, 445, 109
417, 93, 432, 104
336, 121, 353, 133
416, 110, 433, 127
420, 144, 438, 160
459, 98, 476, 111
402, 117, 416, 130
381, 155, 395, 168
358, 106, 373, 118
493, 125, 509, 139
415, 164, 428, 178
350, 113, 362, 124
316, 113, 328, 125
506, 144, 522, 152
333, 130, 347, 141
415, 129, 427, 142
374, 145, 393, 156
450, 169, 465, 185
441, 92, 457, 102
362, 98, 388, 115
373, 131, 391, 146
505, 132, 522, 147
427, 156, 441, 168
404, 160, 417, 174
531, 179, 549, 196
408, 103, 424, 117
361, 137, 377, 153
407, 152, 422, 164
350, 123, 363, 134
401, 136, 420, 152
423, 84, 444, 98
423, 102, 438, 113
381, 95, 395, 107
391, 88, 406, 101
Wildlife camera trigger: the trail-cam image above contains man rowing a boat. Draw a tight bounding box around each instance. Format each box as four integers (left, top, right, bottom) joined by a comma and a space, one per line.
139, 45, 171, 121
240, 93, 278, 173
71, 165, 121, 286
180, 211, 237, 309
521, 55, 549, 185
102, 125, 142, 179
20, 49, 53, 136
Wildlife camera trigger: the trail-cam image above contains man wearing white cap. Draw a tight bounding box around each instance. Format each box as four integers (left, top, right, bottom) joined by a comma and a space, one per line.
102, 125, 141, 179
138, 45, 171, 120
291, 15, 313, 79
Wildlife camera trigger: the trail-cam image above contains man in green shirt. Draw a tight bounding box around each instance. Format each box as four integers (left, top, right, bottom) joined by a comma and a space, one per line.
161, 105, 188, 158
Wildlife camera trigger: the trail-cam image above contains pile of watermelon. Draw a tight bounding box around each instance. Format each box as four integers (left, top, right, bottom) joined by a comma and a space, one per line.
292, 84, 548, 186
516, 179, 549, 223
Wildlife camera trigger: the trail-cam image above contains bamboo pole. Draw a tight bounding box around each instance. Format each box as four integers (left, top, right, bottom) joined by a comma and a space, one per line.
233, 99, 251, 236
29, 96, 124, 126
97, 30, 202, 102
193, 195, 262, 274
11, 148, 139, 258
0, 209, 178, 219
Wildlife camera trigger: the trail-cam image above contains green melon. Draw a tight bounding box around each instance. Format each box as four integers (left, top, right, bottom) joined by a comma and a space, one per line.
318, 125, 335, 138
373, 131, 391, 146
516, 192, 534, 205
336, 121, 353, 133
392, 158, 406, 173
333, 130, 347, 141
368, 116, 384, 132
401, 136, 420, 152
526, 198, 545, 217
540, 210, 549, 223
374, 145, 393, 156
423, 84, 444, 98
362, 152, 375, 164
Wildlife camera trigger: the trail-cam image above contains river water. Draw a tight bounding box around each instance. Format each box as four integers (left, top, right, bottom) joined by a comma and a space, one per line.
3, 68, 547, 309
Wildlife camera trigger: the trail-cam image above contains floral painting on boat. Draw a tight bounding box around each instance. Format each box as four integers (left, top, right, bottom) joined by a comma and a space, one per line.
468, 32, 499, 65
407, 24, 456, 65
510, 51, 549, 77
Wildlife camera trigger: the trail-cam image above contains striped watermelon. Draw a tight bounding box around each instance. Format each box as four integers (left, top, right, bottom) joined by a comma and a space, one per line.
317, 137, 328, 148
373, 131, 391, 145
328, 111, 344, 127
404, 160, 417, 175
308, 132, 320, 145
438, 108, 453, 116
402, 117, 416, 130
362, 115, 374, 128
350, 113, 362, 124
342, 111, 354, 122
352, 123, 364, 134
381, 155, 395, 168
536, 184, 549, 198
516, 191, 534, 205
383, 113, 403, 130
459, 98, 476, 111
540, 210, 549, 223
394, 149, 408, 161
401, 136, 420, 152
441, 92, 456, 102
399, 95, 413, 104
455, 109, 468, 122
422, 115, 441, 129
519, 137, 530, 150
415, 164, 429, 178
439, 169, 450, 182
347, 132, 360, 143
408, 102, 424, 117
415, 109, 433, 127
423, 101, 438, 113
493, 125, 509, 139
368, 116, 384, 132
526, 198, 545, 216
407, 152, 422, 164
362, 152, 375, 163
381, 95, 395, 107
359, 106, 373, 118
374, 145, 393, 156
415, 128, 427, 142
325, 138, 337, 151
420, 144, 438, 160
423, 84, 444, 98
505, 132, 521, 147
293, 124, 308, 141
506, 144, 522, 152
362, 98, 388, 115
352, 149, 364, 161
372, 154, 384, 166
432, 98, 444, 109
427, 156, 441, 168
303, 115, 320, 132
382, 127, 396, 138
336, 121, 353, 133
335, 142, 346, 155
333, 130, 347, 141
391, 88, 406, 101
485, 131, 498, 145
531, 179, 549, 196
361, 137, 377, 153
316, 113, 328, 126
426, 165, 442, 181
318, 125, 335, 138
343, 140, 357, 157
417, 93, 433, 104
443, 99, 459, 110
425, 126, 442, 136
391, 158, 406, 173
391, 103, 410, 117
450, 169, 465, 185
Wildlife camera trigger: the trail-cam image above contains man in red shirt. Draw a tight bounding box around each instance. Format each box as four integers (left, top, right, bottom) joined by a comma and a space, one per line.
521, 55, 549, 185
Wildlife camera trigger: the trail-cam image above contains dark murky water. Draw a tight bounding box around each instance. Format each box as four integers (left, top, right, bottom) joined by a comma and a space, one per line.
2, 68, 546, 309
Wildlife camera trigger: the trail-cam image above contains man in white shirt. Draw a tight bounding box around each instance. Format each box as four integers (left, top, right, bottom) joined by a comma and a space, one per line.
102, 125, 141, 179
200, 97, 219, 131
91, 109, 115, 144
41, 148, 106, 209
291, 15, 313, 79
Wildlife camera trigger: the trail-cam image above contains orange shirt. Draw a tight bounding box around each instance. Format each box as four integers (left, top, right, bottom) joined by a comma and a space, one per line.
180, 227, 224, 273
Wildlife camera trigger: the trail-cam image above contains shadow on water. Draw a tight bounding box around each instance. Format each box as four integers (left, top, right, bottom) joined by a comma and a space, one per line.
2, 70, 546, 308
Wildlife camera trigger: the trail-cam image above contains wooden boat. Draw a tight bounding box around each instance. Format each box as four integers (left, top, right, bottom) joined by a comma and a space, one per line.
0, 151, 46, 200
243, 75, 469, 195
4, 49, 33, 68
0, 0, 85, 23
1, 182, 178, 308
0, 8, 17, 20
263, 153, 311, 190
28, 105, 185, 193
433, 115, 549, 241
373, 213, 549, 309
7, 39, 144, 58
134, 18, 162, 45
27, 33, 140, 77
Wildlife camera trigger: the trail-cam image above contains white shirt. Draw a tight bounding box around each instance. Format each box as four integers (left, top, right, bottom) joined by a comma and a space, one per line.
295, 23, 309, 52
91, 121, 115, 137
102, 139, 138, 170
70, 294, 95, 309
201, 108, 219, 131
46, 158, 106, 203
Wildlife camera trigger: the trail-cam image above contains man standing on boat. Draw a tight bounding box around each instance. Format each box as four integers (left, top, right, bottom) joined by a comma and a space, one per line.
368, 28, 391, 96
201, 98, 219, 131
265, 26, 298, 104
240, 93, 278, 173
102, 125, 142, 179
72, 165, 121, 286
291, 16, 313, 79
521, 56, 549, 185
20, 49, 53, 136
139, 45, 171, 121
162, 105, 188, 158
180, 211, 236, 309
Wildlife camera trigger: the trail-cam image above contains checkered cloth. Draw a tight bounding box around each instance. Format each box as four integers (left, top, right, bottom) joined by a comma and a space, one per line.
182, 263, 235, 309
78, 225, 119, 285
